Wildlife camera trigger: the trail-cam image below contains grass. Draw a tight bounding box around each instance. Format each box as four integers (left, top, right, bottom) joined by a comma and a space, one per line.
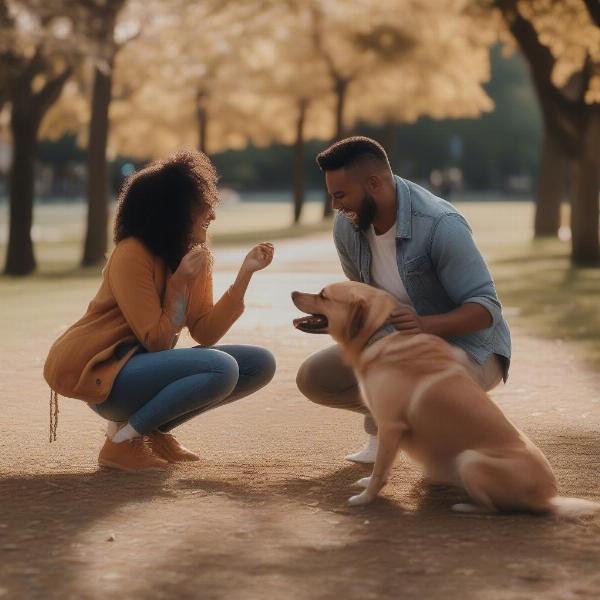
457, 202, 600, 368
1, 198, 600, 368
0, 199, 331, 276
488, 239, 600, 367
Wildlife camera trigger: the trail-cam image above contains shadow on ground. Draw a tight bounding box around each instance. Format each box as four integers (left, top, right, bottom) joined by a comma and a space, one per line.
2, 428, 599, 599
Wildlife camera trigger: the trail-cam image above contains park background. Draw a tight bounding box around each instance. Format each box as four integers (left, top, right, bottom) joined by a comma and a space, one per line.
1, 1, 600, 599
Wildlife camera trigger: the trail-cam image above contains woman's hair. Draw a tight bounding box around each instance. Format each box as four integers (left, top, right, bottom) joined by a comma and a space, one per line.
114, 150, 219, 271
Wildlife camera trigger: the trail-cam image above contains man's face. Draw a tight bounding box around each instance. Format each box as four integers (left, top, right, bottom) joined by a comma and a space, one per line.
325, 169, 377, 231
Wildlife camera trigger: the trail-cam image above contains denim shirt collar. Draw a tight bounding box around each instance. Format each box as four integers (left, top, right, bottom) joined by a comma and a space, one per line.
394, 175, 412, 240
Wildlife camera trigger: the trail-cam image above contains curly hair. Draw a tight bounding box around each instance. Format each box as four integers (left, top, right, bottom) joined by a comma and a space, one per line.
114, 150, 219, 272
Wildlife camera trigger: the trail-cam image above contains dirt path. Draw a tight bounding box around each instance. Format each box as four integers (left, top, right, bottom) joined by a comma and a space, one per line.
1, 233, 599, 600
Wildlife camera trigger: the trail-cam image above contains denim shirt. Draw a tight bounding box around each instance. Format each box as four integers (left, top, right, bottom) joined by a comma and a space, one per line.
333, 175, 511, 381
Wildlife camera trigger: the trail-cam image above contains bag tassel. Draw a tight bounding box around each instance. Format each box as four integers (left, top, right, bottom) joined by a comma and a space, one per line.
49, 389, 59, 443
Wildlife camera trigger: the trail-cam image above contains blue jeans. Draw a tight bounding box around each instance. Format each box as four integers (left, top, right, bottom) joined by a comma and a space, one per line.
92, 345, 276, 434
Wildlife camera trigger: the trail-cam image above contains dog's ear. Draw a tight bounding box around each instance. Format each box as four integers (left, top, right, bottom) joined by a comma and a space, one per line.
347, 300, 366, 340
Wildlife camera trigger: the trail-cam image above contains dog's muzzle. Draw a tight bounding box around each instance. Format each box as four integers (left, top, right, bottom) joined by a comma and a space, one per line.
293, 314, 329, 333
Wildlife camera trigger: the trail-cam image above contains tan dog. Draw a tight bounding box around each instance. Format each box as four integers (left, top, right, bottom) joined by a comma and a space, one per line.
292, 281, 599, 517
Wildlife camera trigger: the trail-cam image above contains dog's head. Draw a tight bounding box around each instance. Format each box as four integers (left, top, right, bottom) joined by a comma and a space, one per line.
292, 281, 398, 361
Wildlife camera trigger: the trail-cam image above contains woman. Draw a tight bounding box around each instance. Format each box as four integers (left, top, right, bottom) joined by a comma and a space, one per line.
44, 150, 276, 472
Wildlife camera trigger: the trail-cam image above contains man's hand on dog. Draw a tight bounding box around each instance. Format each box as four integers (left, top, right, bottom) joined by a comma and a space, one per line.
387, 306, 424, 335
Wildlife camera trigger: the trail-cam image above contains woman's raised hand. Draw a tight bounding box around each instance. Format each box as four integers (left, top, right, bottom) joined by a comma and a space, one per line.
172, 244, 211, 286
241, 242, 274, 274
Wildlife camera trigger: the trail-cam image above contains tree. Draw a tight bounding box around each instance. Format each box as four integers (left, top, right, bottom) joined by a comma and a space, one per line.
347, 1, 496, 134
108, 0, 332, 223
493, 0, 600, 264
534, 131, 567, 237
108, 1, 276, 159
308, 1, 383, 217
230, 2, 331, 223
80, 0, 129, 267
39, 0, 518, 233
306, 0, 498, 217
0, 1, 80, 275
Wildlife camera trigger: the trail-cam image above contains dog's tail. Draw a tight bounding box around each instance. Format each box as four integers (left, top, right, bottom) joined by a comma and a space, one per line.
548, 496, 600, 520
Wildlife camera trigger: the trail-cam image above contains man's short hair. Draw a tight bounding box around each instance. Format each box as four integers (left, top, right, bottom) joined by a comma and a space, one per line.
316, 136, 390, 172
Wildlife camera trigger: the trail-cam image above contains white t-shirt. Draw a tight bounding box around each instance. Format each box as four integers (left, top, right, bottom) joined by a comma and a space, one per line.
366, 222, 413, 307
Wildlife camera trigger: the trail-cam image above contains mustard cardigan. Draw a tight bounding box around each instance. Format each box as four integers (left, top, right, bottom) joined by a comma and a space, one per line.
44, 237, 244, 404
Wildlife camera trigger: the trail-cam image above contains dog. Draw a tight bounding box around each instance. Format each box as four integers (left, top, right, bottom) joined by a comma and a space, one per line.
292, 281, 599, 517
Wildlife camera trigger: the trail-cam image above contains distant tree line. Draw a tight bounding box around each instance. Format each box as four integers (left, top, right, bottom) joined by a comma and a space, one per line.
8, 46, 540, 197
0, 0, 598, 275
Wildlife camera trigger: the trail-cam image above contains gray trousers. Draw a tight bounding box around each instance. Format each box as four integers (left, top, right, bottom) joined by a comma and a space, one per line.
296, 343, 504, 435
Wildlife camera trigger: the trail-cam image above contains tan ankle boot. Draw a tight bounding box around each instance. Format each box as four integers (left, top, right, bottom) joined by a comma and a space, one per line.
98, 436, 169, 472
147, 431, 200, 462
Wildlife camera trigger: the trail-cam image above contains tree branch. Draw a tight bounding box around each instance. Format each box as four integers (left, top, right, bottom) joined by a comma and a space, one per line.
494, 0, 584, 154
20, 46, 46, 87
32, 65, 72, 116
310, 5, 359, 85
310, 6, 337, 80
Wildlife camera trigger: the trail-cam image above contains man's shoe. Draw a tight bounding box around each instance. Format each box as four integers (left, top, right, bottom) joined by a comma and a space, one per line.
147, 431, 200, 462
345, 434, 378, 464
98, 436, 169, 472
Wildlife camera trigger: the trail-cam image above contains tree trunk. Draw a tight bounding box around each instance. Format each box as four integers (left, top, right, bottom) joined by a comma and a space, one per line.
5, 111, 38, 275
570, 155, 599, 265
197, 106, 208, 154
82, 63, 113, 267
334, 78, 347, 142
293, 99, 307, 224
495, 0, 599, 263
570, 112, 600, 264
534, 131, 566, 238
2, 50, 70, 276
323, 78, 349, 219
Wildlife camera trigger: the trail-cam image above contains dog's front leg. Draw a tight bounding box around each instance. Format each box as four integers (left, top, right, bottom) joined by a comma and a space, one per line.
348, 423, 406, 506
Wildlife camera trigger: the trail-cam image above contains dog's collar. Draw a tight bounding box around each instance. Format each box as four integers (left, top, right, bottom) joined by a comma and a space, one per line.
365, 323, 397, 348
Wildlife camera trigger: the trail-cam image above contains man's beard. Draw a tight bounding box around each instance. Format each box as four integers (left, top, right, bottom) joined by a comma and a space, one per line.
355, 192, 377, 232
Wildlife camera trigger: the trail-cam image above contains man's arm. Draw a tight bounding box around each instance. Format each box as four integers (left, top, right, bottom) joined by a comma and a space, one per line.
390, 213, 501, 337
390, 302, 492, 336
422, 303, 492, 336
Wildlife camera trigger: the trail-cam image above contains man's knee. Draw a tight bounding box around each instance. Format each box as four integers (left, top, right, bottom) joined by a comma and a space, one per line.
296, 351, 358, 409
296, 356, 323, 404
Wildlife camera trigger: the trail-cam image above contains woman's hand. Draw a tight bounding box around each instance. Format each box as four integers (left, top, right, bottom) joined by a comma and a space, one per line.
172, 244, 211, 286
241, 242, 274, 274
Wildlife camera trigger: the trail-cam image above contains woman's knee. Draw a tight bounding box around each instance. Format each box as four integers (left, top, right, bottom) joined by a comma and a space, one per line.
252, 346, 276, 384
207, 350, 240, 395
234, 346, 276, 397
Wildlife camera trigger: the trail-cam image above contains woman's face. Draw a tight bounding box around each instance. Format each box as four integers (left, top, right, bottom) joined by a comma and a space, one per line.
192, 203, 216, 244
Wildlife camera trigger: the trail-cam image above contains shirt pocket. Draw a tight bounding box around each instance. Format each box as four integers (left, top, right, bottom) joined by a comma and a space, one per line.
404, 255, 435, 299
405, 255, 433, 277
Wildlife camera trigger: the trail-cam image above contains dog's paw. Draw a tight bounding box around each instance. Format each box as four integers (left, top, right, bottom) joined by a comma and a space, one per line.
353, 476, 372, 489
347, 491, 374, 506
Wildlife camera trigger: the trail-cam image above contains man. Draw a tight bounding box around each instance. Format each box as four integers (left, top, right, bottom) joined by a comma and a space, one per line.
296, 136, 511, 463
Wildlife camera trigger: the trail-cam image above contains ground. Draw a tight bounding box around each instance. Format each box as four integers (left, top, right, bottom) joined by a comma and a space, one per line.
1, 202, 599, 600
